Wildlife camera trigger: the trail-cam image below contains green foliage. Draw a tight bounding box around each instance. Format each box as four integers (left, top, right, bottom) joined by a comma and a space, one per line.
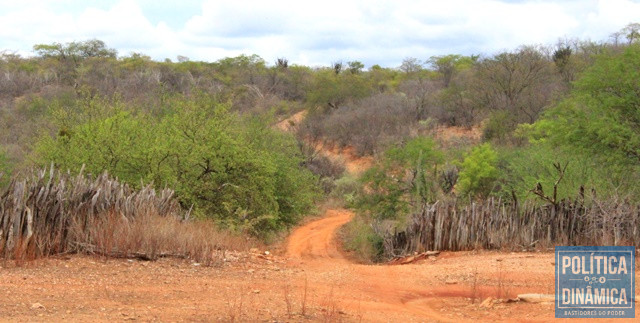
33, 94, 317, 238
457, 143, 499, 198
499, 144, 640, 202
306, 68, 371, 110
357, 137, 443, 220
0, 148, 10, 188
239, 115, 319, 229
341, 215, 384, 263
529, 44, 640, 166
428, 54, 476, 86
331, 175, 361, 206
347, 61, 365, 74
34, 39, 117, 60
482, 110, 518, 143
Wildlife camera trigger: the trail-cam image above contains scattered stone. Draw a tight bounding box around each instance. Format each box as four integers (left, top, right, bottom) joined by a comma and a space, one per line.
480, 297, 495, 308
264, 251, 270, 255
31, 303, 45, 310
445, 279, 458, 285
253, 290, 260, 294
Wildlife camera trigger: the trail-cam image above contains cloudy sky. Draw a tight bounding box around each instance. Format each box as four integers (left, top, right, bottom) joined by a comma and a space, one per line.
1, 0, 639, 67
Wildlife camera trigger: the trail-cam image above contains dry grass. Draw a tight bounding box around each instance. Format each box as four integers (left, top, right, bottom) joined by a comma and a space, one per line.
79, 210, 249, 265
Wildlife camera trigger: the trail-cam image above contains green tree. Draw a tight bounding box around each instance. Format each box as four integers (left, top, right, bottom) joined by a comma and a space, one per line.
347, 61, 365, 74
428, 54, 475, 87
528, 44, 640, 165
34, 39, 117, 61
474, 47, 556, 124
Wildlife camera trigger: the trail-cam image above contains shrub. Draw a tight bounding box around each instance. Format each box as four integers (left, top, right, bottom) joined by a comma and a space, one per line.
300, 93, 415, 156
341, 215, 384, 263
482, 111, 518, 143
356, 137, 444, 220
304, 154, 345, 180
457, 143, 499, 198
331, 175, 360, 205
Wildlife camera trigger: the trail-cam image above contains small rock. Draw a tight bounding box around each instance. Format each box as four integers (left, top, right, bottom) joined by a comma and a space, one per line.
31, 303, 45, 310
253, 290, 260, 294
250, 248, 260, 253
480, 297, 494, 308
247, 269, 255, 274
264, 251, 270, 255
445, 279, 458, 285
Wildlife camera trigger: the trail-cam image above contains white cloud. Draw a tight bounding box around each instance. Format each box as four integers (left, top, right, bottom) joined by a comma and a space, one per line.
0, 0, 639, 67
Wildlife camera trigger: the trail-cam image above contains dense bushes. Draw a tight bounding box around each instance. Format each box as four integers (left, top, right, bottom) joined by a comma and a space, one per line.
34, 94, 318, 238
528, 44, 640, 166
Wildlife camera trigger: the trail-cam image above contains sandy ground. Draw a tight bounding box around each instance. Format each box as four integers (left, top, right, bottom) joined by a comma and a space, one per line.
2, 208, 638, 322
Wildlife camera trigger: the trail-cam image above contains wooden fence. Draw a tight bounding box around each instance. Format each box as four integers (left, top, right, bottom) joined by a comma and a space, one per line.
0, 167, 179, 259
382, 197, 640, 258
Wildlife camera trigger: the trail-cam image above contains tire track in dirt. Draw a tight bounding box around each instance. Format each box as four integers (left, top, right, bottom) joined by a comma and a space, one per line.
286, 209, 353, 263
286, 208, 457, 322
